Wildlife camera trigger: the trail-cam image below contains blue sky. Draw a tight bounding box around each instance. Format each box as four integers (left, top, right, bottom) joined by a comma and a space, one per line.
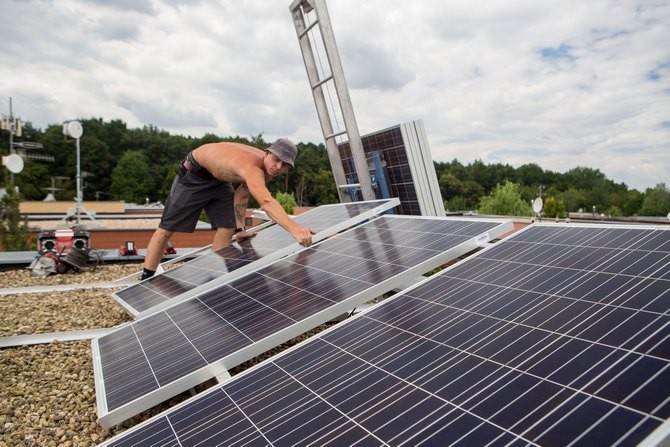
0, 0, 668, 192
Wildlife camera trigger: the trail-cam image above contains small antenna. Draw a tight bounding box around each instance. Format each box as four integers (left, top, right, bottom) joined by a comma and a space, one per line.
62, 120, 85, 223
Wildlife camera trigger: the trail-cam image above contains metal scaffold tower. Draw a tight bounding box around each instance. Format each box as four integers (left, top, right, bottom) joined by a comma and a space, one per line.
289, 0, 374, 202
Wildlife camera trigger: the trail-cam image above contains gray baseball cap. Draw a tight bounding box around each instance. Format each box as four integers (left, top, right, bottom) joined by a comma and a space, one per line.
268, 138, 297, 167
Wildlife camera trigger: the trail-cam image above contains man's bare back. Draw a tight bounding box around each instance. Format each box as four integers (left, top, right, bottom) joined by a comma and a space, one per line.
192, 142, 267, 184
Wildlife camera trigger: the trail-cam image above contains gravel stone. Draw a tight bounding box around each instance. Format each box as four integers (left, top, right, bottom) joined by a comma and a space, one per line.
0, 264, 142, 445
0, 261, 339, 445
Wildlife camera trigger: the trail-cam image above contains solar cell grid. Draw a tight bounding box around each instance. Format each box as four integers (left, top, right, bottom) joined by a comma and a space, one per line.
113, 199, 399, 317
101, 224, 670, 446
339, 125, 424, 215
95, 216, 512, 428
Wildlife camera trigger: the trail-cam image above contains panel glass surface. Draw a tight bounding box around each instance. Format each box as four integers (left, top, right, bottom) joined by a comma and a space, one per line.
103, 225, 670, 446
339, 125, 421, 215
114, 200, 397, 314
96, 217, 508, 427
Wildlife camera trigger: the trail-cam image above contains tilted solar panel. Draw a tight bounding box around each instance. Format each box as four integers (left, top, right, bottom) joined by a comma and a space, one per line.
93, 216, 513, 428
100, 224, 670, 446
339, 123, 435, 216
337, 121, 444, 216
113, 199, 399, 318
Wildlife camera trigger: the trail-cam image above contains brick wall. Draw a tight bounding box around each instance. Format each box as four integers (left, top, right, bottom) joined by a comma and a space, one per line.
83, 229, 217, 249
14, 228, 217, 251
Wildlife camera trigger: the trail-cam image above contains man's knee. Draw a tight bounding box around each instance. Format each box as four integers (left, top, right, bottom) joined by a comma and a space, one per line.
151, 228, 174, 245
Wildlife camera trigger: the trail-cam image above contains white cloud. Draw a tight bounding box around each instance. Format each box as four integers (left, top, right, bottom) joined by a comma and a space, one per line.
0, 0, 668, 191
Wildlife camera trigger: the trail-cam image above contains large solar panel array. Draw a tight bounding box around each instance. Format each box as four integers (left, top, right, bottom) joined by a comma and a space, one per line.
113, 199, 399, 318
93, 216, 513, 428
100, 224, 670, 446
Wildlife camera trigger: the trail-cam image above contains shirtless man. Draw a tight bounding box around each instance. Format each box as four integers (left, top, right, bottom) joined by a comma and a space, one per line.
141, 138, 314, 280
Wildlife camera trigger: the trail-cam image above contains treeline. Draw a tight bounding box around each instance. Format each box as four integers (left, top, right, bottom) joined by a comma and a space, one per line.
1, 117, 668, 216
0, 118, 339, 208
435, 160, 668, 217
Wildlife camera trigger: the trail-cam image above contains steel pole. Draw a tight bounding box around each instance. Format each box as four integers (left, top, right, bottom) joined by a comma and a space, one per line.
76, 137, 81, 223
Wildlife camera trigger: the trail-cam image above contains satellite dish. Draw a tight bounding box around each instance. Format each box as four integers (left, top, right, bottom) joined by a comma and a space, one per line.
532, 197, 543, 214
66, 121, 83, 139
2, 154, 24, 174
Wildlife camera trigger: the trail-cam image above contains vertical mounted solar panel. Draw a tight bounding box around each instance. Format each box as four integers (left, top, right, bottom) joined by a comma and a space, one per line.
338, 120, 445, 217
100, 224, 670, 446
113, 199, 399, 318
93, 216, 513, 428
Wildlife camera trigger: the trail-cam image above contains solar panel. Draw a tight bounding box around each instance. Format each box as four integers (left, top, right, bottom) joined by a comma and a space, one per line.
99, 224, 670, 446
113, 199, 399, 318
338, 121, 444, 216
93, 216, 513, 428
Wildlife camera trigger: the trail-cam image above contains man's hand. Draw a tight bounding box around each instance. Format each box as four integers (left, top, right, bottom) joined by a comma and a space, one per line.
292, 227, 316, 247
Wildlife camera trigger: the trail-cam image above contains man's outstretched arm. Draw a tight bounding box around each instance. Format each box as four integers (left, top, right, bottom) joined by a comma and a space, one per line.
244, 174, 314, 246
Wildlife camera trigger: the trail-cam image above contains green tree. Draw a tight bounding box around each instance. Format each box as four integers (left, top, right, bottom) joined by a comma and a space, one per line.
109, 151, 153, 203
488, 162, 516, 189
442, 159, 468, 181
543, 196, 566, 219
14, 160, 51, 200
461, 180, 485, 209
78, 135, 113, 200
275, 191, 297, 214
439, 172, 463, 203
0, 186, 32, 250
478, 181, 532, 216
289, 142, 335, 206
558, 188, 588, 212
516, 163, 545, 187
564, 166, 608, 190
639, 183, 670, 216
469, 159, 493, 191
445, 196, 469, 212
198, 133, 224, 145
159, 162, 180, 203
437, 159, 499, 208
605, 205, 623, 217
306, 169, 338, 205
621, 190, 644, 216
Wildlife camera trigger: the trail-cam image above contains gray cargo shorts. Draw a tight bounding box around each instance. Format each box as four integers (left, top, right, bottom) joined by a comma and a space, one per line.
159, 162, 235, 232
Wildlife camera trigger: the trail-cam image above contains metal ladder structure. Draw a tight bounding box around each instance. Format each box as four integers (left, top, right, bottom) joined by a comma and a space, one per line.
289, 0, 375, 202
